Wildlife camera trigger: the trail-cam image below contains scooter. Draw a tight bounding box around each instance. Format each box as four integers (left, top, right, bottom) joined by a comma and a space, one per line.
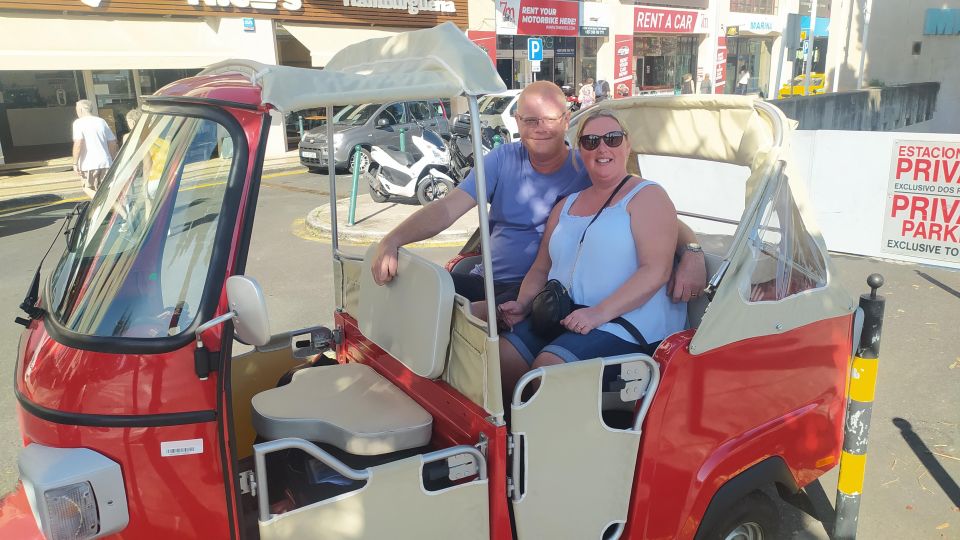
367, 127, 458, 205
448, 114, 508, 183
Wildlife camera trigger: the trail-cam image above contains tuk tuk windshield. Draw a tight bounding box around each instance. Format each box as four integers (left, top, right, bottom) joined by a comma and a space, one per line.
47, 112, 234, 339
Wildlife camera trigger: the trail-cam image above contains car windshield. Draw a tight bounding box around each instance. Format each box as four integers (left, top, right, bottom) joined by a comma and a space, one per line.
47, 112, 234, 339
334, 103, 380, 126
480, 96, 515, 115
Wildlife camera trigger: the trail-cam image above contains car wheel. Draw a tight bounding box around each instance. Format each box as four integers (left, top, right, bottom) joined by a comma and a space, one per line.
700, 492, 779, 540
416, 175, 454, 205
348, 148, 371, 175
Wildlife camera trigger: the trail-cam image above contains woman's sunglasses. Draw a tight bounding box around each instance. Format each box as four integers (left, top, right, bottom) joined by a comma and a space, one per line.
579, 130, 625, 151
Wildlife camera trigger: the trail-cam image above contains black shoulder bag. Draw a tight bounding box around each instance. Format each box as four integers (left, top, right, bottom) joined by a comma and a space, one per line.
529, 176, 649, 348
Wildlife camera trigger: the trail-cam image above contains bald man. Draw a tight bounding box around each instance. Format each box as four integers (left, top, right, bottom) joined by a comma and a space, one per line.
371, 81, 706, 305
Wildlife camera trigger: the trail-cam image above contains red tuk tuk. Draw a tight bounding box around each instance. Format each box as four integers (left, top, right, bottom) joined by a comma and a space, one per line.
0, 23, 862, 540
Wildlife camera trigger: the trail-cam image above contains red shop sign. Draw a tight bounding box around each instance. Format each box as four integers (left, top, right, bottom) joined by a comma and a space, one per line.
515, 0, 579, 36
634, 7, 705, 34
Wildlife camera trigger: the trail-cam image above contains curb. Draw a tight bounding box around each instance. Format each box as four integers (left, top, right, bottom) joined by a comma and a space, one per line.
304, 205, 475, 247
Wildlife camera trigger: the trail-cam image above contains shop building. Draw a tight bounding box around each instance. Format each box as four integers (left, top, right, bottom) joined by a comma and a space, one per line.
0, 0, 465, 164
631, 2, 713, 95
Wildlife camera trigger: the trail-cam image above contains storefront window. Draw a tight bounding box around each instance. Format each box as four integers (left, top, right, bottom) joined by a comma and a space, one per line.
730, 0, 778, 15
634, 35, 699, 93
725, 37, 774, 96
0, 71, 85, 162
495, 35, 597, 92
92, 70, 138, 141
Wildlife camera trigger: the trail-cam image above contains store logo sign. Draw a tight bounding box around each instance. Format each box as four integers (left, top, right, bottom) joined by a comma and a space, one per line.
342, 0, 457, 15
186, 0, 304, 10
750, 21, 774, 32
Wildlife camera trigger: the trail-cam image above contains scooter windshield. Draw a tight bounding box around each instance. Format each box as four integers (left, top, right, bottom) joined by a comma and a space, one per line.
47, 112, 234, 339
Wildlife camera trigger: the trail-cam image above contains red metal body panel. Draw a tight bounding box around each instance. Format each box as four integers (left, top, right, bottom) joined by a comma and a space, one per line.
335, 312, 513, 540
626, 315, 853, 539
0, 483, 44, 540
156, 73, 264, 107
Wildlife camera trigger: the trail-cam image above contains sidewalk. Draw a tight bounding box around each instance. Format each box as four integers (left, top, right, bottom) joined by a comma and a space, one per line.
305, 194, 477, 247
0, 150, 306, 212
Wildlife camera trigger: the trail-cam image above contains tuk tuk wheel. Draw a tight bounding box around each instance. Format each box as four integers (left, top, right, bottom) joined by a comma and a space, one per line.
416, 175, 454, 205
703, 491, 779, 540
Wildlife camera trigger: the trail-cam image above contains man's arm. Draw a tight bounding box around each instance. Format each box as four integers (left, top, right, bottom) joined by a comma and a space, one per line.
371, 189, 477, 284
72, 140, 83, 172
669, 220, 707, 302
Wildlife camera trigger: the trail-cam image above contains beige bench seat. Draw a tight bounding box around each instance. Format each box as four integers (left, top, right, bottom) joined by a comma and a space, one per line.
251, 362, 432, 456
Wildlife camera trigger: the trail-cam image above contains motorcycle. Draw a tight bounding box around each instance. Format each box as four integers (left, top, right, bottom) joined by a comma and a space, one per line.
448, 113, 507, 183
367, 127, 458, 205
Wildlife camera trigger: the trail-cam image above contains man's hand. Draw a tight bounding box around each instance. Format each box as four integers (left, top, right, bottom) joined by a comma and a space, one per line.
371, 240, 399, 285
497, 300, 528, 329
668, 250, 707, 303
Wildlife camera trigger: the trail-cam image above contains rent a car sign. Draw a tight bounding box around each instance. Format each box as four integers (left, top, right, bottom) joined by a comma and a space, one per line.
882, 140, 960, 264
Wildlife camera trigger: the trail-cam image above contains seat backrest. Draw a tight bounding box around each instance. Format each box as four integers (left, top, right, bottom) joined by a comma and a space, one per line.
358, 244, 455, 379
687, 252, 724, 329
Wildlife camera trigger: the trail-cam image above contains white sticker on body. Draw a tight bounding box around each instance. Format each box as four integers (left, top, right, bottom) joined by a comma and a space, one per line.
161, 438, 204, 457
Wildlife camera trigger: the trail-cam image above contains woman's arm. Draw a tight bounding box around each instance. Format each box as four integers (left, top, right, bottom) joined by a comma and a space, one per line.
562, 185, 677, 333
498, 198, 565, 326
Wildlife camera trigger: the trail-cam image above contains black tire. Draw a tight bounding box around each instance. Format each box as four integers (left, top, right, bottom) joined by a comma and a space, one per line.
416, 175, 455, 205
306, 166, 325, 174
366, 171, 390, 203
699, 491, 779, 540
348, 148, 371, 175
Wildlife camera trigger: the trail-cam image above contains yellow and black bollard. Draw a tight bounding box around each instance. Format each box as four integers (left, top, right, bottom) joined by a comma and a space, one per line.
834, 273, 885, 540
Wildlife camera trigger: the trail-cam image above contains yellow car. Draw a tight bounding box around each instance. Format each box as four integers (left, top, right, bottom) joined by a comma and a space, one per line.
778, 73, 825, 98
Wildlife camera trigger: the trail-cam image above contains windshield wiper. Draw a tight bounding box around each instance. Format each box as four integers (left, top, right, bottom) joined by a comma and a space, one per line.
15, 202, 86, 327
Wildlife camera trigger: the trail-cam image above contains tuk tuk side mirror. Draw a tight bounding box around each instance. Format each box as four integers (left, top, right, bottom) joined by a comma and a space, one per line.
225, 275, 271, 347
193, 276, 270, 379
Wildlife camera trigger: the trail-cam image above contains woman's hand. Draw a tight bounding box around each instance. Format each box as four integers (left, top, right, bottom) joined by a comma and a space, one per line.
561, 306, 610, 335
497, 301, 529, 329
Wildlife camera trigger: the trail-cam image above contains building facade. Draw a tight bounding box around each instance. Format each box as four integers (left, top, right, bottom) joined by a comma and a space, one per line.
825, 0, 960, 133
0, 0, 466, 163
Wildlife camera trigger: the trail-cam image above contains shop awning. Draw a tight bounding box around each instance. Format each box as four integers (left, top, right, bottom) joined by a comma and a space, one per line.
280, 24, 399, 67
0, 14, 276, 71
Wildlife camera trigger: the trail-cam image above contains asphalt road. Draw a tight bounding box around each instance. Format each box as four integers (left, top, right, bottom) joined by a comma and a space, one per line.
0, 170, 957, 538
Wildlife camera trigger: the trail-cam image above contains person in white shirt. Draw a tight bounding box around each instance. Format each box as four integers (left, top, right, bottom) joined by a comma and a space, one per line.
72, 99, 118, 198
736, 67, 750, 95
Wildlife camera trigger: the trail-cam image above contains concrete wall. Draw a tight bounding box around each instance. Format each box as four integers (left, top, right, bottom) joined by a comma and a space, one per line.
643, 129, 960, 270
771, 81, 940, 130
826, 0, 960, 133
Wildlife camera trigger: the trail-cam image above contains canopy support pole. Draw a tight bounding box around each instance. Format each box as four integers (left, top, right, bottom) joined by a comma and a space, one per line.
467, 95, 499, 340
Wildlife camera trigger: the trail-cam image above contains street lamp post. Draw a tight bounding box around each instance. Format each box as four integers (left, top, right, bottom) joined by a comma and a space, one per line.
857, 0, 873, 89
803, 0, 817, 97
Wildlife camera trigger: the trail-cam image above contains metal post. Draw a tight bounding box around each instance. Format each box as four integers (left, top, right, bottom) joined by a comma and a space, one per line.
399, 127, 406, 152
326, 105, 339, 255
856, 0, 873, 90
834, 273, 885, 540
466, 95, 499, 339
803, 0, 817, 97
348, 145, 362, 227
298, 115, 304, 139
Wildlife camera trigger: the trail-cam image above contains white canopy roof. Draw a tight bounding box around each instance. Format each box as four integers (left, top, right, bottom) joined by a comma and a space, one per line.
199, 22, 506, 113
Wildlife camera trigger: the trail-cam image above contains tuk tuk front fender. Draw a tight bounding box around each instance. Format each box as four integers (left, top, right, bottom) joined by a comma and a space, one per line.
0, 482, 44, 540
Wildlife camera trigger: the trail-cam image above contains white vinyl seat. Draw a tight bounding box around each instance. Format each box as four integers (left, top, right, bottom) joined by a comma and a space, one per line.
251, 363, 432, 455
251, 244, 454, 456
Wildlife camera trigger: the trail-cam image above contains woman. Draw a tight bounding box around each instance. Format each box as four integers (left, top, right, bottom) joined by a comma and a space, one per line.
497, 109, 688, 396
578, 78, 596, 108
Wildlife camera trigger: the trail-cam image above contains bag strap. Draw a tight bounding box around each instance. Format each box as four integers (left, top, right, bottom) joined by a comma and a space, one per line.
572, 302, 648, 348
578, 174, 632, 246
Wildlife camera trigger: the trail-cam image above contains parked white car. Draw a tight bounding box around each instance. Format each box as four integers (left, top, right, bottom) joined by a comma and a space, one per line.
477, 89, 521, 142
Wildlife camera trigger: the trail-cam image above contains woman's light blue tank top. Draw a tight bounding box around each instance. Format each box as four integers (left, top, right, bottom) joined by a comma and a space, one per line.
546, 180, 688, 345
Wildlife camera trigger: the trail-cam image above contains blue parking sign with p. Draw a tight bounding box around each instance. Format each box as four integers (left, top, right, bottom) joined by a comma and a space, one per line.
528, 38, 543, 61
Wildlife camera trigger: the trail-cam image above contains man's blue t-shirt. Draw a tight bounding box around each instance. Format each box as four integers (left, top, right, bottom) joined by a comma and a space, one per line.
458, 142, 590, 282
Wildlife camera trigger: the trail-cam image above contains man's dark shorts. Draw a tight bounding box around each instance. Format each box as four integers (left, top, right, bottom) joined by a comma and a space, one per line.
451, 272, 521, 305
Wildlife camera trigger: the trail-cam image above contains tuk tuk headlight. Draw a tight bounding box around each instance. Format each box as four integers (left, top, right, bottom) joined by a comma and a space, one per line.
19, 444, 129, 540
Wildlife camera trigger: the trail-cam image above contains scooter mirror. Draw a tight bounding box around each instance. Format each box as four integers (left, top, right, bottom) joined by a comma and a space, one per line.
225, 275, 271, 347
376, 118, 390, 127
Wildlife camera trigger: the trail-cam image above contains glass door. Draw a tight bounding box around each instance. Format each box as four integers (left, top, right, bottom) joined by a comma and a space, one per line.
91, 70, 137, 141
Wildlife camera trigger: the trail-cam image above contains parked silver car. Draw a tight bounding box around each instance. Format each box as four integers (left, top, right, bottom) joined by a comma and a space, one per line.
298, 99, 450, 173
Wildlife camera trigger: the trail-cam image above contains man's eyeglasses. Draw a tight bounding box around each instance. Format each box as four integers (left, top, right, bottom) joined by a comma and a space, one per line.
578, 131, 626, 151
515, 113, 565, 128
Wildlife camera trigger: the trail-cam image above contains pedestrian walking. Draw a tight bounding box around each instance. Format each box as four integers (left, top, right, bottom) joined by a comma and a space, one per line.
579, 78, 596, 108
700, 73, 713, 95
72, 99, 118, 199
736, 67, 750, 95
681, 73, 695, 94
593, 79, 610, 102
